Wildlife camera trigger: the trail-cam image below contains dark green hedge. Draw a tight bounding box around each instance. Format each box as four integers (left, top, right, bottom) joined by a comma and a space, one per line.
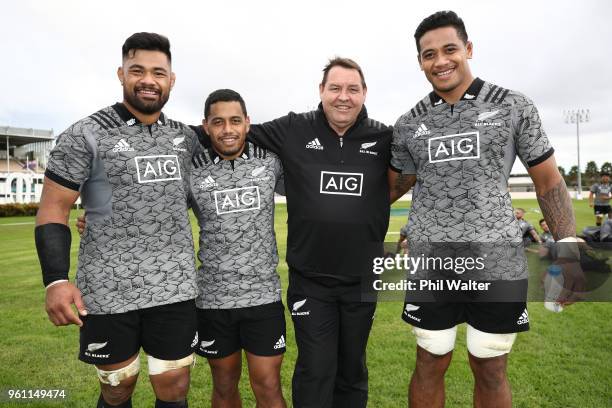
0, 203, 40, 216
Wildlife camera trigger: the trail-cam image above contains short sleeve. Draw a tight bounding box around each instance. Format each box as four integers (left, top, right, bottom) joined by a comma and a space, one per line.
390, 119, 417, 175
45, 122, 94, 191
514, 96, 554, 168
590, 184, 598, 193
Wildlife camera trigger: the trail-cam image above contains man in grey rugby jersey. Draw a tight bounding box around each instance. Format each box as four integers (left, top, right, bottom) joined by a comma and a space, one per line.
189, 89, 287, 408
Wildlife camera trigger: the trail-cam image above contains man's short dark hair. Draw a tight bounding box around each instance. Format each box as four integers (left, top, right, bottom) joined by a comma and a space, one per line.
122, 32, 171, 62
204, 89, 247, 119
321, 57, 367, 89
539, 219, 546, 225
601, 172, 610, 177
414, 11, 468, 53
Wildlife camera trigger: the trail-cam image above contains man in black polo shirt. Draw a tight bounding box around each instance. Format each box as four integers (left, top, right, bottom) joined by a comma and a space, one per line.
249, 57, 392, 408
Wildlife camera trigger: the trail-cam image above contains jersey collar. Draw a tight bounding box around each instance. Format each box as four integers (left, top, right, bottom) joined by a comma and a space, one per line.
428, 77, 485, 107
111, 102, 166, 126
207, 143, 250, 165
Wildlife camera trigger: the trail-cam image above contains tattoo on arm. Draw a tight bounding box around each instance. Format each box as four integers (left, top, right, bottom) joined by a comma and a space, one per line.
391, 174, 416, 202
537, 178, 576, 240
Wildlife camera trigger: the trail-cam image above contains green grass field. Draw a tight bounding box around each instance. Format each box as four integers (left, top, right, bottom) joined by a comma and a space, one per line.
0, 199, 611, 407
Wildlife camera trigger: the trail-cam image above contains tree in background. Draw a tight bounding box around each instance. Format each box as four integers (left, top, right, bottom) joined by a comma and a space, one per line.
568, 165, 579, 189
585, 161, 599, 186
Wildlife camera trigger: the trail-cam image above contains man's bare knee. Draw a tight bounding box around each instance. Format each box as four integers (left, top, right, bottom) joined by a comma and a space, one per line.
469, 354, 508, 391
415, 346, 453, 381
251, 374, 282, 401
100, 375, 138, 406
97, 355, 140, 405
150, 366, 191, 401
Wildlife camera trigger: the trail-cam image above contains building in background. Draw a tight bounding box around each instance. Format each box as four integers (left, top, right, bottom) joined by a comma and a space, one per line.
0, 126, 54, 204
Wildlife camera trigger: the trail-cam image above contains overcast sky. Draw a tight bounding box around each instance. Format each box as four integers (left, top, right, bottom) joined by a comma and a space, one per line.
1, 0, 610, 173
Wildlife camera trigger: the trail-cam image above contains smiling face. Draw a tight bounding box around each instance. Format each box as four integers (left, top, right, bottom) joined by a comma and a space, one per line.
418, 26, 474, 103
203, 101, 250, 160
117, 49, 175, 116
319, 66, 367, 135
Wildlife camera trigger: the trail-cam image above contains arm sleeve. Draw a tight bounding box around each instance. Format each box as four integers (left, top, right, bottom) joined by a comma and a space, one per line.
272, 155, 285, 196
45, 123, 94, 191
513, 96, 554, 168
590, 184, 598, 193
248, 114, 293, 155
390, 119, 417, 175
189, 124, 210, 148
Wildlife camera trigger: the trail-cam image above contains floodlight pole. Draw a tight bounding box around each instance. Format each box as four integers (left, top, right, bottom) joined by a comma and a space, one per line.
564, 109, 590, 199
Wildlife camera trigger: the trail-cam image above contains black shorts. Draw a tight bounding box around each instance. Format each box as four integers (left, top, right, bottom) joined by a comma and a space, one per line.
402, 279, 529, 334
594, 205, 611, 215
196, 301, 286, 359
79, 300, 198, 365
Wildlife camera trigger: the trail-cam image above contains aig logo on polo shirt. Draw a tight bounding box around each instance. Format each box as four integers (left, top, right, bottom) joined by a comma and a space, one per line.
320, 171, 363, 196
134, 155, 182, 183
214, 186, 261, 215
428, 132, 480, 163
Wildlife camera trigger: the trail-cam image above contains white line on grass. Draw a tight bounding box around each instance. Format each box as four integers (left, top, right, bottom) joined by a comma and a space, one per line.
0, 219, 79, 227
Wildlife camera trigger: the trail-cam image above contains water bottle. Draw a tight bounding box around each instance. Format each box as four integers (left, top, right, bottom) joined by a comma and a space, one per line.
544, 264, 564, 312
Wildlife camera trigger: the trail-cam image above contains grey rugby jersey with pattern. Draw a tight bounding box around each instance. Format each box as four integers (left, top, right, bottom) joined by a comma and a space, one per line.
391, 79, 553, 279
45, 103, 198, 314
189, 141, 283, 309
590, 183, 611, 206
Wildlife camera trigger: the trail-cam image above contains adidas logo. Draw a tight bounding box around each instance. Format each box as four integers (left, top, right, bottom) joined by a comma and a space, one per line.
87, 342, 107, 352
273, 335, 286, 350
172, 136, 186, 151
434, 99, 444, 106
200, 175, 218, 189
306, 138, 324, 150
126, 118, 136, 126
112, 139, 134, 152
291, 299, 310, 316
464, 93, 476, 100
517, 309, 529, 325
413, 123, 431, 138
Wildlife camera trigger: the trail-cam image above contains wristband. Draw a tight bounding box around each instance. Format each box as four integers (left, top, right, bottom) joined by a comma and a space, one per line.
35, 223, 71, 287
45, 279, 69, 290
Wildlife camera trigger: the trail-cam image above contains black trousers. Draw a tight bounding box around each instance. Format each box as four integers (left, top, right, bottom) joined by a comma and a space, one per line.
287, 271, 376, 408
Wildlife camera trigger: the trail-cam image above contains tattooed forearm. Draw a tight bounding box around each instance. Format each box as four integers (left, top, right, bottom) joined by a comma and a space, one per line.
390, 174, 416, 203
537, 177, 576, 240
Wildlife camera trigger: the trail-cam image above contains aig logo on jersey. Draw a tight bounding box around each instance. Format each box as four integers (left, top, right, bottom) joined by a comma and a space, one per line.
134, 155, 182, 183
214, 186, 261, 215
320, 171, 363, 196
428, 132, 480, 163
